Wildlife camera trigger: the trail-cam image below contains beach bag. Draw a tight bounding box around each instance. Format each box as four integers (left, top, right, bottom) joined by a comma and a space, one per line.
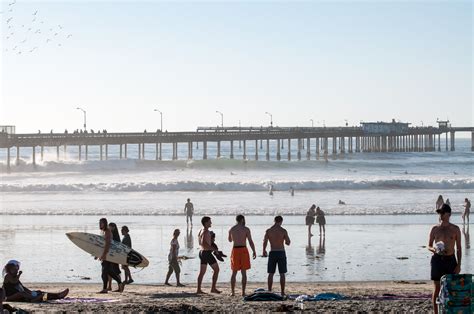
437, 274, 473, 314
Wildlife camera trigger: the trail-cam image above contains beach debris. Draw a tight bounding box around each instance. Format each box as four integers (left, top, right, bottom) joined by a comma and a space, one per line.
396, 257, 409, 260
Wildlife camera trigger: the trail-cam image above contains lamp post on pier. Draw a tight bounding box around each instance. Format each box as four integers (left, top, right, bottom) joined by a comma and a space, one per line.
310, 119, 314, 127
76, 107, 87, 131
265, 112, 273, 127
216, 111, 223, 128
154, 109, 163, 131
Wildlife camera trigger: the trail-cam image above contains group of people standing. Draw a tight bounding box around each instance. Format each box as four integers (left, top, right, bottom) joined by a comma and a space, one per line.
435, 195, 470, 224
97, 218, 134, 294
305, 204, 326, 237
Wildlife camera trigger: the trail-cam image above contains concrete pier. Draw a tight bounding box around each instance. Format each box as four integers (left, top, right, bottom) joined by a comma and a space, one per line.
1, 124, 472, 165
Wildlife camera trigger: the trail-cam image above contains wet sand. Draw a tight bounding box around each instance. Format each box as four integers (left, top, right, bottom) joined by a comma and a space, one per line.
4, 281, 433, 313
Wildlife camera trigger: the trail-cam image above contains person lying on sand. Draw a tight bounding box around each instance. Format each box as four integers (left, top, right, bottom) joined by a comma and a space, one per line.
2, 260, 69, 302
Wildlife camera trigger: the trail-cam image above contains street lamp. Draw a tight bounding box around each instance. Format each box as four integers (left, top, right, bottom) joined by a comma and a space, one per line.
76, 107, 86, 131
216, 111, 223, 128
265, 112, 273, 127
421, 121, 424, 127
344, 119, 348, 127
154, 109, 163, 131
310, 119, 314, 127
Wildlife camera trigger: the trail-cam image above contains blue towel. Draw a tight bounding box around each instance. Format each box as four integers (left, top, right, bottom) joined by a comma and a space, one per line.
313, 293, 346, 301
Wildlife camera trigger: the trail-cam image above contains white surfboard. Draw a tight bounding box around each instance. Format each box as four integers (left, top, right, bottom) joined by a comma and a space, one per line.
66, 232, 149, 267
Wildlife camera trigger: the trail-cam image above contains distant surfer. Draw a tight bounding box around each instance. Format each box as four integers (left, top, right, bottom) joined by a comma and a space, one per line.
184, 198, 194, 225
98, 218, 124, 293
269, 184, 274, 196
338, 200, 346, 205
289, 187, 294, 196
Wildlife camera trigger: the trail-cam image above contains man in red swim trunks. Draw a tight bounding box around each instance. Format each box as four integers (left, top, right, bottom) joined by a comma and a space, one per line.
228, 215, 256, 296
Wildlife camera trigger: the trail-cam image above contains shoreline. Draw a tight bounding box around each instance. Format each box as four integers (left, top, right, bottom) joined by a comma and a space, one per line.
4, 281, 434, 312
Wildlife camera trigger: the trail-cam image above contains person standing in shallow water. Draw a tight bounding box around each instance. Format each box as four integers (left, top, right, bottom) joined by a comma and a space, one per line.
316, 207, 326, 236
184, 198, 194, 225
428, 204, 462, 314
121, 226, 133, 284
197, 216, 221, 294
305, 204, 316, 237
462, 198, 470, 224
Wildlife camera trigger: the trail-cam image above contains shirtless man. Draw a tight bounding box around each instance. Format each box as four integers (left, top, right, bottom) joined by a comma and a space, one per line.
428, 204, 462, 314
99, 218, 124, 293
184, 198, 194, 225
262, 216, 291, 296
462, 198, 470, 224
228, 215, 256, 296
196, 216, 220, 294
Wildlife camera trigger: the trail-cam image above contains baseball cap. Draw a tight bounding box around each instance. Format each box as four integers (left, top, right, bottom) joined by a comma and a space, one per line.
436, 203, 452, 214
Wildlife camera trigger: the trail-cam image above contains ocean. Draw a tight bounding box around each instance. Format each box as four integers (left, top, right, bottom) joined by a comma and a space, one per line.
0, 137, 472, 283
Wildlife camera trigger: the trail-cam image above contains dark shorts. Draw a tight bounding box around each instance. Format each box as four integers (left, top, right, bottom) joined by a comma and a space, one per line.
431, 254, 457, 281
268, 251, 287, 274
199, 250, 217, 266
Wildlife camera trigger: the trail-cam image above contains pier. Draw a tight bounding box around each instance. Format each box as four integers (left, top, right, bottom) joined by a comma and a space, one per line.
0, 121, 473, 171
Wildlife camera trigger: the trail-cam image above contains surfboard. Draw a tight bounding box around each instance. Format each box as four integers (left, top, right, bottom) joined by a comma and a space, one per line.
66, 232, 149, 267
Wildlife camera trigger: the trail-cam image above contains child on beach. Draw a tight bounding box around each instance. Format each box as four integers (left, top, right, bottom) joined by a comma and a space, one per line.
165, 229, 185, 287
121, 226, 134, 284
2, 260, 69, 302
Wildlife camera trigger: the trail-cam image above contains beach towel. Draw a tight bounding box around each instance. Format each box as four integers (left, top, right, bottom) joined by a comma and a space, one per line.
244, 292, 285, 301
437, 274, 473, 314
48, 297, 120, 304
293, 293, 347, 302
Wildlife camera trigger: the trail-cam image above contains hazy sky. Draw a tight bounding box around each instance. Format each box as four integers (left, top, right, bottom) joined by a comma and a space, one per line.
1, 0, 472, 133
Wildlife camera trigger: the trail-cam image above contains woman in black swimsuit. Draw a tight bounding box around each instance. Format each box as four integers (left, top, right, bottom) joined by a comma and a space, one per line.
3, 260, 69, 302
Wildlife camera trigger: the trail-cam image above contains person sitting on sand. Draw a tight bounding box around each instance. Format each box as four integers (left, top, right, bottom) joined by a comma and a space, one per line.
228, 215, 256, 297
316, 207, 326, 236
463, 198, 470, 225
165, 229, 185, 287
428, 204, 462, 314
435, 195, 444, 211
263, 216, 291, 296
121, 226, 134, 284
2, 260, 69, 302
197, 216, 221, 294
305, 204, 316, 237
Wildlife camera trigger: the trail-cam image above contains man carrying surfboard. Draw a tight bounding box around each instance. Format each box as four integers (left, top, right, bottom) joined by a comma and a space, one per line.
99, 218, 125, 294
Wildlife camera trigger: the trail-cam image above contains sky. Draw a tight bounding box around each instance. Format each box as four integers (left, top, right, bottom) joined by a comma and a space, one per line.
0, 0, 472, 133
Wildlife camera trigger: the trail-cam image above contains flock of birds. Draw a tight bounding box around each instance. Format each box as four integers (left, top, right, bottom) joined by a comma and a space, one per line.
1, 0, 72, 55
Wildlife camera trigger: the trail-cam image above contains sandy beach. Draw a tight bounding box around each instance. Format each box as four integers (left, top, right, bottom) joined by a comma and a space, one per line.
3, 281, 434, 313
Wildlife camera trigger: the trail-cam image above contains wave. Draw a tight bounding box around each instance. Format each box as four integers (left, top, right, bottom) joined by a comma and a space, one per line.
1, 178, 473, 192
0, 155, 473, 173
